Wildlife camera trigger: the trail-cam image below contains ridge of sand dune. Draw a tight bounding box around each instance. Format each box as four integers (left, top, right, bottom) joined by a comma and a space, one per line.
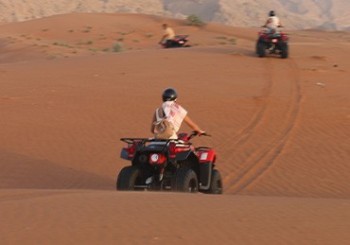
0, 0, 349, 30
0, 13, 349, 244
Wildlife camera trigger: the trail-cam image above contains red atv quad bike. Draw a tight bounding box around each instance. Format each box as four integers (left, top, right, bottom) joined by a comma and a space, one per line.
116, 132, 222, 194
256, 28, 289, 58
161, 35, 191, 48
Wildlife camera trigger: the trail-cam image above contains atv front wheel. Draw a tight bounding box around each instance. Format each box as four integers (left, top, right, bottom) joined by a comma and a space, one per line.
116, 166, 143, 191
206, 169, 223, 194
174, 168, 198, 193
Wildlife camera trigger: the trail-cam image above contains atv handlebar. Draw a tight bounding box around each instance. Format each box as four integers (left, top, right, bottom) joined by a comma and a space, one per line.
187, 131, 211, 140
261, 25, 283, 28
192, 131, 211, 137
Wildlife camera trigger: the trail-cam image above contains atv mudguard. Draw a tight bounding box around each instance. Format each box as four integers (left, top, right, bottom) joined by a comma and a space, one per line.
197, 148, 216, 190
176, 148, 216, 190
199, 162, 213, 190
175, 150, 193, 161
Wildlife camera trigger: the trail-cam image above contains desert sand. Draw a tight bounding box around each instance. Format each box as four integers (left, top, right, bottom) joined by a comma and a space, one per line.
0, 13, 350, 244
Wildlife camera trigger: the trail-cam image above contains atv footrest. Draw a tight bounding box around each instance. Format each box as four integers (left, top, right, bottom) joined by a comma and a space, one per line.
134, 185, 149, 189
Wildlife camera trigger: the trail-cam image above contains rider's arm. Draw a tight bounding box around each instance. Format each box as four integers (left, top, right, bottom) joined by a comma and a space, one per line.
150, 112, 156, 133
183, 115, 205, 135
264, 18, 271, 27
159, 34, 167, 43
159, 29, 170, 43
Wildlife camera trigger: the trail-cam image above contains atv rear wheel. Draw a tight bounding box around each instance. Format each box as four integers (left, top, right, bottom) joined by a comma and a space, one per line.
116, 166, 144, 191
206, 169, 223, 194
280, 42, 288, 58
174, 168, 198, 193
257, 41, 266, 57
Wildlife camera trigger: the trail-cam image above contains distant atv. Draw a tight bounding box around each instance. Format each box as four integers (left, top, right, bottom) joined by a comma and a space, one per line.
116, 132, 222, 194
160, 35, 191, 48
256, 28, 289, 58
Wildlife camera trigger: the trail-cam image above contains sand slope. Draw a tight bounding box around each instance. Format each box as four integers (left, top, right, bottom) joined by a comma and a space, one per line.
0, 13, 350, 244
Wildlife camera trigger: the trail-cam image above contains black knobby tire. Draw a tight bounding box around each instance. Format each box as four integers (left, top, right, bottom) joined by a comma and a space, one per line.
174, 168, 198, 193
206, 169, 223, 194
280, 42, 288, 59
116, 166, 143, 191
257, 40, 266, 57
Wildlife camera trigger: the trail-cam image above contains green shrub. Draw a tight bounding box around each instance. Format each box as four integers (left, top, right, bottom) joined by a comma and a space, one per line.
186, 14, 205, 26
228, 38, 237, 45
112, 42, 123, 52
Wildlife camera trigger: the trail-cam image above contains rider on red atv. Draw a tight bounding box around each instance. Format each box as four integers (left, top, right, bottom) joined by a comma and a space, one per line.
263, 10, 283, 33
159, 23, 176, 47
256, 10, 288, 58
158, 24, 190, 48
151, 88, 205, 139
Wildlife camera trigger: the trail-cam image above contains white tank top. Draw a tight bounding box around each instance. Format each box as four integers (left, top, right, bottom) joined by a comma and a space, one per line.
267, 16, 280, 29
162, 101, 188, 138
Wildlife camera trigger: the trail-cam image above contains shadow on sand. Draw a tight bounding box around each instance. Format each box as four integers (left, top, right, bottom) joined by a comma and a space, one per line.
0, 150, 114, 190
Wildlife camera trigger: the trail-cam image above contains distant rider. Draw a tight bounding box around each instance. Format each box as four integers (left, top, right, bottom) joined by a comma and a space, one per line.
151, 88, 205, 139
159, 23, 176, 47
263, 10, 283, 33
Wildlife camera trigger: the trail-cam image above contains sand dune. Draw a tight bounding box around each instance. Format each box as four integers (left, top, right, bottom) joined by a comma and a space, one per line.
0, 13, 349, 244
0, 0, 349, 30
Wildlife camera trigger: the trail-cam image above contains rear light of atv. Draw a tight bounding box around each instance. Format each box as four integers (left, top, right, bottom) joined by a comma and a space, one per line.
281, 34, 288, 41
149, 153, 166, 165
126, 142, 137, 158
168, 142, 177, 158
259, 32, 267, 39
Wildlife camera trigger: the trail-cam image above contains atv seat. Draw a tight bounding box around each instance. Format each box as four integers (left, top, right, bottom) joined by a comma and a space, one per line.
148, 139, 186, 147
148, 139, 192, 152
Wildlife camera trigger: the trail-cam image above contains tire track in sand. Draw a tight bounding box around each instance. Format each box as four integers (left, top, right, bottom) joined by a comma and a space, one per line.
223, 58, 302, 194
217, 58, 276, 177
215, 59, 274, 171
